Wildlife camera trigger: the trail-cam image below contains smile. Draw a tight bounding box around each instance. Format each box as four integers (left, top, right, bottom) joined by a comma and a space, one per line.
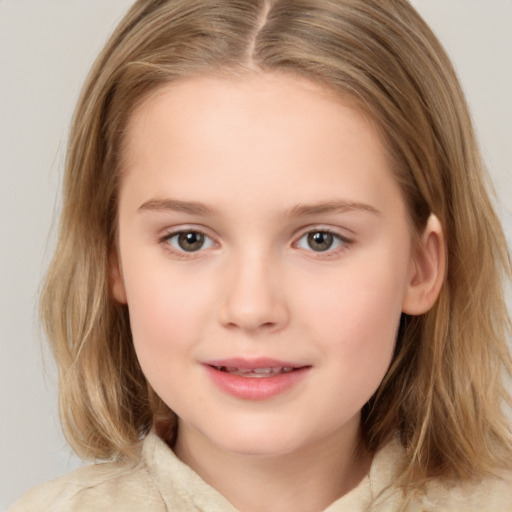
212, 366, 296, 377
203, 359, 311, 400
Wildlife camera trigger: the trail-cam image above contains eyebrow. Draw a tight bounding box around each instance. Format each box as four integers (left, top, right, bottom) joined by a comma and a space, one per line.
138, 199, 219, 216
138, 198, 381, 217
284, 200, 381, 218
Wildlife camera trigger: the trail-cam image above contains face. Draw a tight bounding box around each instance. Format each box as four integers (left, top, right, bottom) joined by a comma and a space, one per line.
113, 74, 418, 459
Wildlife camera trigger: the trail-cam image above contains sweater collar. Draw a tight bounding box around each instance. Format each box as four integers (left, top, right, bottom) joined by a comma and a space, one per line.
142, 430, 404, 512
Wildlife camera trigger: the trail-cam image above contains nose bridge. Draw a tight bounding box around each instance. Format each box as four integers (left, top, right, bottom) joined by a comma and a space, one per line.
219, 244, 288, 332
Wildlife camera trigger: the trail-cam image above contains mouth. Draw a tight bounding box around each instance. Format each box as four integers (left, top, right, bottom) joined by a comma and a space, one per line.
203, 358, 311, 400
210, 366, 298, 377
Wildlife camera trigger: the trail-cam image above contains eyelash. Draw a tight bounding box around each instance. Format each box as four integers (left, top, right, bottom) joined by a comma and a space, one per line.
158, 227, 353, 258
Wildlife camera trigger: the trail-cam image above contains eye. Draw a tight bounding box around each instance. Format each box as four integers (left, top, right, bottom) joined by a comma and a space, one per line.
296, 230, 350, 252
165, 230, 215, 253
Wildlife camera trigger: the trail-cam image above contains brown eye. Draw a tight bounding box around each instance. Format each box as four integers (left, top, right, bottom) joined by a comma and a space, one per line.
307, 231, 334, 252
165, 231, 214, 253
178, 232, 204, 251
295, 230, 350, 254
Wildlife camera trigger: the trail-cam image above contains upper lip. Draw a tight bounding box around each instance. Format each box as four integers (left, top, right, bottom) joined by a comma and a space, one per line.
203, 357, 308, 370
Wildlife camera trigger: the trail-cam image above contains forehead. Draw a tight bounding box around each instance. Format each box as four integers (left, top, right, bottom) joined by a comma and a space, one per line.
119, 73, 402, 219
122, 72, 378, 165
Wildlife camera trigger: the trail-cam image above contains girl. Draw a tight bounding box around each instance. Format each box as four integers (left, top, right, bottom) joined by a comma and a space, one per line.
10, 0, 512, 510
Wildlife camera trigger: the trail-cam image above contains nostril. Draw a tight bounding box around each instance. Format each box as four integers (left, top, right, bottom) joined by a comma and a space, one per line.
223, 320, 277, 332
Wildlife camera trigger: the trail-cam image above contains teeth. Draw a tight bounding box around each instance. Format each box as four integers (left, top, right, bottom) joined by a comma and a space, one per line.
253, 368, 273, 374
215, 366, 296, 377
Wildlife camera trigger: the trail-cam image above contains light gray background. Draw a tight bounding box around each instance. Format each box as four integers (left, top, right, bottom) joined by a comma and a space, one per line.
1, 1, 511, 509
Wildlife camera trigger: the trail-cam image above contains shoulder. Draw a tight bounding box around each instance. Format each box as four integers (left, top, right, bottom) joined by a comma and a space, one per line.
8, 457, 164, 512
419, 471, 512, 511
370, 438, 512, 511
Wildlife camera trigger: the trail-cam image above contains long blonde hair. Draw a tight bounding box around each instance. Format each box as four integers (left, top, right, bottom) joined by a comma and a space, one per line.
41, 0, 512, 492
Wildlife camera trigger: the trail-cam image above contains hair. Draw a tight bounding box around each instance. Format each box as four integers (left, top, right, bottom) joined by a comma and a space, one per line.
41, 0, 512, 497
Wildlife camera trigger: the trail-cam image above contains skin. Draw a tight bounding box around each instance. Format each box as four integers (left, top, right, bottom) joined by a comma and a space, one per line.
112, 73, 444, 512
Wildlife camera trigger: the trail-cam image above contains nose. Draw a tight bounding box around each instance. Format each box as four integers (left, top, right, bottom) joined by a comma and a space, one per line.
217, 252, 290, 334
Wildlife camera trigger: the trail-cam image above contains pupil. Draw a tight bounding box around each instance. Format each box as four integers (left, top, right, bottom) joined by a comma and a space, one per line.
178, 232, 204, 251
308, 232, 333, 251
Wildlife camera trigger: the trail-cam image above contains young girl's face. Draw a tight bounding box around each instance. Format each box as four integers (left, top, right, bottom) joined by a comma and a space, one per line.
112, 74, 419, 459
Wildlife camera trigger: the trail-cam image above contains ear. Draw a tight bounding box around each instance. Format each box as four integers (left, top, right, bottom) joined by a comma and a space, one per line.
402, 214, 446, 316
109, 250, 127, 304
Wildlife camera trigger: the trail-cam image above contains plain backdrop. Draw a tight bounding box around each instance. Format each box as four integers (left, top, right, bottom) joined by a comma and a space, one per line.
1, 1, 511, 509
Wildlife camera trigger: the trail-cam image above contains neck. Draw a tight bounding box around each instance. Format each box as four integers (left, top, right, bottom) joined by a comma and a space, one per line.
173, 417, 372, 512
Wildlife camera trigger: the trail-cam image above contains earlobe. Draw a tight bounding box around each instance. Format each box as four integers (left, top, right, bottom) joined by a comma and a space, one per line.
402, 214, 446, 316
110, 251, 127, 304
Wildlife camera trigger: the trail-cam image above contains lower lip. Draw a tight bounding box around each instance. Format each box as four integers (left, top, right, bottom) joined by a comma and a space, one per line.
204, 365, 310, 400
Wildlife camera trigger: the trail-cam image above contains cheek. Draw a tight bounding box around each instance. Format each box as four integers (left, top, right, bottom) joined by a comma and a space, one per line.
296, 255, 408, 389
126, 281, 208, 413
121, 259, 211, 377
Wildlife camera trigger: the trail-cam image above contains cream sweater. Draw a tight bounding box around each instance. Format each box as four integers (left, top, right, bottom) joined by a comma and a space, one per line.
9, 432, 512, 511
